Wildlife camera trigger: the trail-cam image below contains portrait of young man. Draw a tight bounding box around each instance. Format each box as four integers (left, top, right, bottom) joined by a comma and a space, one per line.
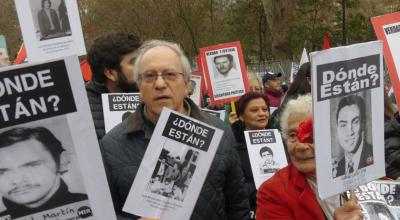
0, 127, 87, 219
331, 94, 374, 178
259, 146, 279, 174
213, 54, 240, 80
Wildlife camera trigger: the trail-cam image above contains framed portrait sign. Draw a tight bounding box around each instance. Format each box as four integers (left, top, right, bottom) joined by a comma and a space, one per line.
200, 42, 249, 105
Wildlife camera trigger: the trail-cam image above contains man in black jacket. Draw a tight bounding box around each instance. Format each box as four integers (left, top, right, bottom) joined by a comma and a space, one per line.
86, 33, 141, 140
100, 40, 251, 220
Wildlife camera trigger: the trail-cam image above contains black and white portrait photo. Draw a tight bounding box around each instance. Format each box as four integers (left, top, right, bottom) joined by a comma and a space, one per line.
361, 202, 397, 220
259, 146, 279, 174
30, 0, 72, 41
147, 143, 198, 202
331, 91, 374, 178
0, 118, 88, 219
212, 53, 240, 80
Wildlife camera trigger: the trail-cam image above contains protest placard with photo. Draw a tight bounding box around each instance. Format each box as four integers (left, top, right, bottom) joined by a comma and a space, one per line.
311, 41, 385, 199
374, 180, 400, 219
371, 12, 400, 109
0, 56, 116, 220
14, 0, 86, 63
102, 93, 141, 133
189, 75, 202, 107
244, 129, 288, 189
201, 108, 225, 121
123, 108, 223, 219
200, 42, 249, 105
353, 182, 397, 220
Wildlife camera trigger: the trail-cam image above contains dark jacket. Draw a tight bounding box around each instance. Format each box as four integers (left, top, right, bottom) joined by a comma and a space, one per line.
85, 80, 108, 140
37, 9, 61, 37
100, 98, 251, 220
0, 180, 87, 219
384, 113, 400, 179
334, 142, 374, 178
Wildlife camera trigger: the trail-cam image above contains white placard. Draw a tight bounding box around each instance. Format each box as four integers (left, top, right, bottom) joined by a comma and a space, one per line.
311, 41, 385, 199
102, 93, 141, 133
14, 0, 86, 63
0, 56, 115, 219
189, 75, 202, 107
123, 108, 223, 219
244, 129, 288, 189
201, 108, 226, 121
374, 180, 400, 219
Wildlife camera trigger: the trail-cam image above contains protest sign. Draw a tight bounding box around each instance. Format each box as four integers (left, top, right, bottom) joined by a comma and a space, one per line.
14, 0, 86, 63
354, 182, 397, 220
123, 108, 223, 219
200, 42, 249, 105
0, 56, 116, 219
371, 12, 400, 109
312, 41, 385, 199
374, 180, 400, 219
201, 108, 225, 121
290, 62, 299, 83
189, 75, 202, 107
244, 129, 287, 189
102, 93, 141, 133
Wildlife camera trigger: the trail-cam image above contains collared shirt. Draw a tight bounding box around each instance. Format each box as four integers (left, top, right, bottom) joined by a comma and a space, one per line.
344, 138, 364, 174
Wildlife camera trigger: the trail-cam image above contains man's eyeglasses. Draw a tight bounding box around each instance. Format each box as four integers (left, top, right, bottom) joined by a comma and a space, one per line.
139, 71, 184, 83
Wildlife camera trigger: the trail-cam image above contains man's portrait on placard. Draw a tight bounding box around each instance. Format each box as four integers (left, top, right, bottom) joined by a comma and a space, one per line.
212, 53, 241, 80
330, 91, 374, 178
147, 140, 198, 202
259, 146, 279, 174
0, 117, 88, 219
29, 0, 72, 41
361, 202, 396, 220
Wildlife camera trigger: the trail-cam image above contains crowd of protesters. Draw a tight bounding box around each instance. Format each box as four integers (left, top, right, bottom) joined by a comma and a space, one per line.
1, 31, 400, 220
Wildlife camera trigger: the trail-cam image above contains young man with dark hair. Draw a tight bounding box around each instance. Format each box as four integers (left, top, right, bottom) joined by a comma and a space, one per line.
86, 32, 141, 139
333, 94, 373, 178
259, 146, 279, 174
213, 54, 240, 79
0, 127, 87, 219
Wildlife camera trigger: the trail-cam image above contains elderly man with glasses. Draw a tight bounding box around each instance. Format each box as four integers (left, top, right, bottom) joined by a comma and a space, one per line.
100, 40, 251, 220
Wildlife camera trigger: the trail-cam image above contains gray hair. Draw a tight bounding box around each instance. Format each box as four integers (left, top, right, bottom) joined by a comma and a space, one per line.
247, 71, 262, 88
280, 94, 312, 139
134, 40, 192, 84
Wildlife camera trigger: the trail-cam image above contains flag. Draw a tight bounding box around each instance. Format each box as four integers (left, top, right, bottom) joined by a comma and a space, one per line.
323, 32, 330, 49
14, 43, 27, 64
299, 48, 309, 66
80, 59, 92, 81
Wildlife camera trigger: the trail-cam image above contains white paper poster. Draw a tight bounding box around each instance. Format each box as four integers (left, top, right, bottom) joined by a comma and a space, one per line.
374, 180, 400, 219
102, 93, 141, 133
311, 41, 385, 199
0, 56, 115, 219
244, 129, 288, 189
14, 0, 86, 63
123, 108, 223, 219
201, 108, 226, 121
189, 75, 202, 107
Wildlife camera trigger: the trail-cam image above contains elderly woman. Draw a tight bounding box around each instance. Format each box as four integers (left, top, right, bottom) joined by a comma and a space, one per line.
229, 92, 271, 218
256, 94, 363, 220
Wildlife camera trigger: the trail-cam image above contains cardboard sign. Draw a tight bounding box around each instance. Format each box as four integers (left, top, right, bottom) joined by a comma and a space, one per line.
0, 56, 116, 219
123, 108, 223, 219
311, 41, 385, 199
200, 42, 249, 105
371, 12, 400, 109
14, 0, 86, 63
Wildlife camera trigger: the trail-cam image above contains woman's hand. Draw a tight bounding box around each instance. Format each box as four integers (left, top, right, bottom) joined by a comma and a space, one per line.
229, 111, 239, 124
334, 191, 363, 220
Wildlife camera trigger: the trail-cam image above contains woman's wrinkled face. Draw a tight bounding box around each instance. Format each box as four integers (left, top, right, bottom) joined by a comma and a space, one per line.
239, 98, 269, 130
286, 113, 315, 174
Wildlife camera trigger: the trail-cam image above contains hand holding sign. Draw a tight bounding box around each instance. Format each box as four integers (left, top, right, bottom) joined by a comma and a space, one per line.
334, 191, 363, 220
